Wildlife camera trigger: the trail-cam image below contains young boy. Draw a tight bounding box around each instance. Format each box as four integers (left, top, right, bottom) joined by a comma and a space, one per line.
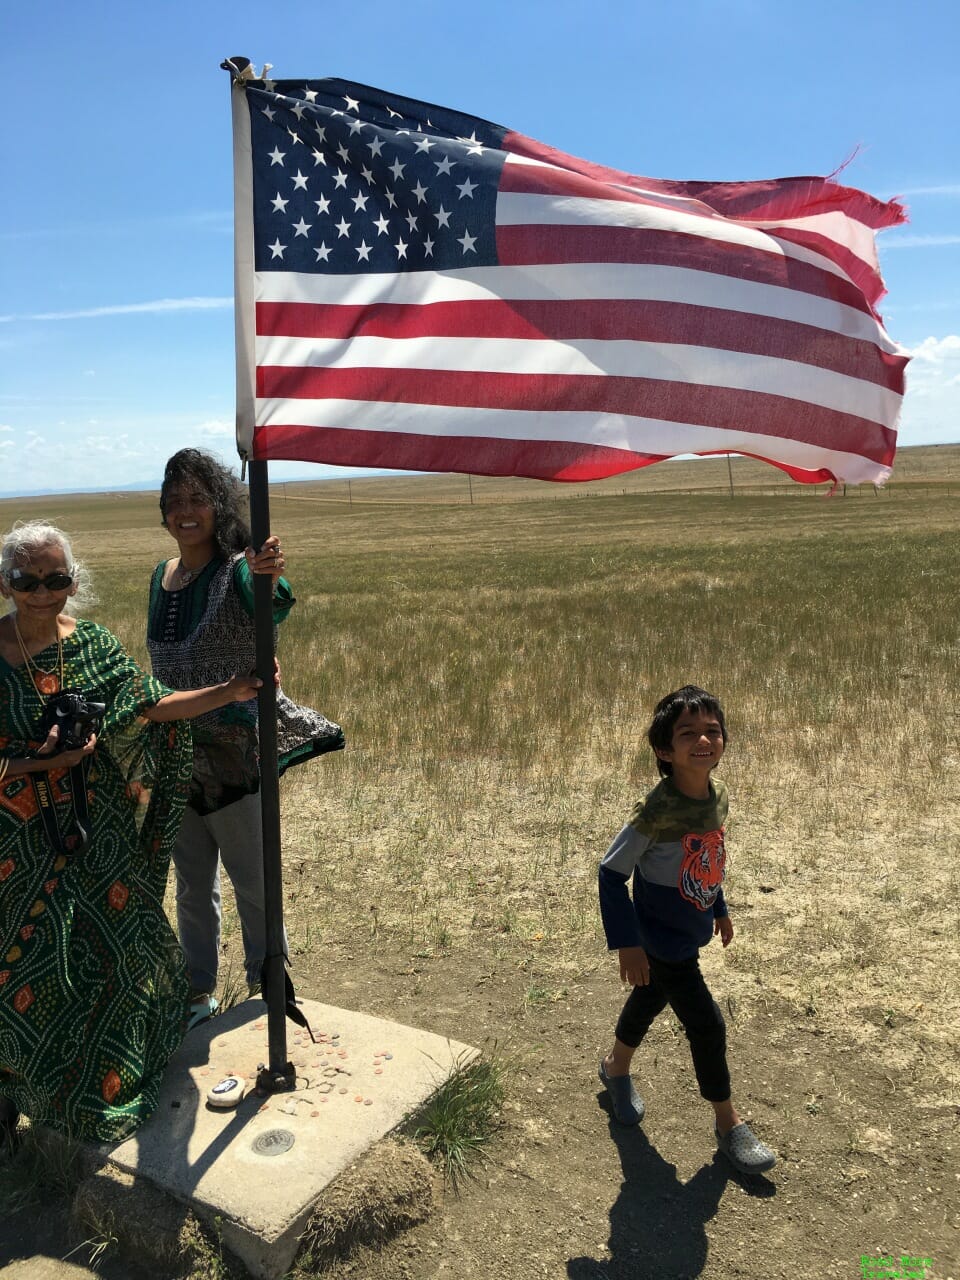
597, 685, 776, 1176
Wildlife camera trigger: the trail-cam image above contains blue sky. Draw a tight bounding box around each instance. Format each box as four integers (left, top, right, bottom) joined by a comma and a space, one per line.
2, 0, 958, 495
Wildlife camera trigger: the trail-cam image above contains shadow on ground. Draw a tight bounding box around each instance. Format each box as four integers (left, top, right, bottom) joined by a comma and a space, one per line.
567, 1095, 776, 1280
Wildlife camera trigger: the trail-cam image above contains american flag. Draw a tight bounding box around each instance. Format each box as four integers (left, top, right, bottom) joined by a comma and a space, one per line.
232, 76, 908, 486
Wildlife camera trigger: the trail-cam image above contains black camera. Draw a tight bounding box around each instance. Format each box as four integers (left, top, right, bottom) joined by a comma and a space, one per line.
39, 690, 106, 752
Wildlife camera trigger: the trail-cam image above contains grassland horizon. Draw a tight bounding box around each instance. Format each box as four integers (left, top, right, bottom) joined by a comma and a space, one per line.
1, 451, 957, 1124
3, 440, 960, 512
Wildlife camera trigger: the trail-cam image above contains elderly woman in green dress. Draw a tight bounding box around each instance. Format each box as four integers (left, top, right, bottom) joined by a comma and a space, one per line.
0, 520, 262, 1144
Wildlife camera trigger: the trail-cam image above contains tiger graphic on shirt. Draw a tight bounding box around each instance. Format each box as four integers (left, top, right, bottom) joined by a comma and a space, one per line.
677, 828, 726, 911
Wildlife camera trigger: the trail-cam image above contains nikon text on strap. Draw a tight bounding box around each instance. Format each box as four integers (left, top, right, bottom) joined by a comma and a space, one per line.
30, 759, 93, 856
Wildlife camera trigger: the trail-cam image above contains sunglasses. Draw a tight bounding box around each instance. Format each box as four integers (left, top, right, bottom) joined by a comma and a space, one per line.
7, 570, 75, 593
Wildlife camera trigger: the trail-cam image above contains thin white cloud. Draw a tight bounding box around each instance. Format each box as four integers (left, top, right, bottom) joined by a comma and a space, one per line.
881, 234, 960, 250
0, 393, 123, 404
0, 211, 233, 242
0, 297, 233, 323
885, 299, 960, 314
195, 419, 234, 438
0, 424, 13, 433
81, 433, 144, 460
895, 184, 960, 197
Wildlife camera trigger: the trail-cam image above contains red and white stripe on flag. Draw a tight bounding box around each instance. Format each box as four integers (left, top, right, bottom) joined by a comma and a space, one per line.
233, 79, 908, 486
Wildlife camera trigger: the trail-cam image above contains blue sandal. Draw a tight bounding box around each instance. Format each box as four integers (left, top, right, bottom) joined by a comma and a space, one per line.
187, 993, 220, 1031
598, 1061, 645, 1126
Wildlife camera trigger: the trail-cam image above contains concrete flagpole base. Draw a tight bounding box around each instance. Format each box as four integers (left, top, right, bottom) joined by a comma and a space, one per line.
88, 999, 476, 1279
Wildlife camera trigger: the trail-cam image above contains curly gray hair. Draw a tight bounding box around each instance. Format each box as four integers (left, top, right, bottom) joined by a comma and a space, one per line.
0, 521, 97, 616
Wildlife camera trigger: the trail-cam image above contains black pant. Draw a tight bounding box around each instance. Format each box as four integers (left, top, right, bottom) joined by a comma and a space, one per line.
615, 952, 730, 1103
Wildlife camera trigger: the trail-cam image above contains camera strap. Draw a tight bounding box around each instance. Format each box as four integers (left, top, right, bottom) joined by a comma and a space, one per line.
30, 759, 93, 857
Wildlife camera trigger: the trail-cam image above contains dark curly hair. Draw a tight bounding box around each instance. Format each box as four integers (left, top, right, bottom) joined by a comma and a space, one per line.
159, 449, 250, 557
647, 685, 728, 778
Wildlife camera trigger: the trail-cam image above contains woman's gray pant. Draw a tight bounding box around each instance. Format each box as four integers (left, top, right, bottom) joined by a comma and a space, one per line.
171, 791, 288, 994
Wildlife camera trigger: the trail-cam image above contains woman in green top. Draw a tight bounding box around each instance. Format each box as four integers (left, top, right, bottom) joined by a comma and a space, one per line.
0, 521, 263, 1143
148, 450, 342, 1027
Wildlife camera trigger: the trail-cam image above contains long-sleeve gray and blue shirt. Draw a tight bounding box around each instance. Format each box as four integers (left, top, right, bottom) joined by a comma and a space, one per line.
599, 776, 729, 962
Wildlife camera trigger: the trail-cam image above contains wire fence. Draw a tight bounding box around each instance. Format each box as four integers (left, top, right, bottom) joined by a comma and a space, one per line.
269, 478, 957, 508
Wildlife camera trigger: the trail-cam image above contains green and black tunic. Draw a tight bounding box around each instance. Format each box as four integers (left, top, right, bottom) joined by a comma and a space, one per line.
146, 554, 343, 815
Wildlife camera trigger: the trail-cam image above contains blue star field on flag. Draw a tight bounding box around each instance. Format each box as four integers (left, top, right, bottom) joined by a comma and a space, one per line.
249, 78, 508, 275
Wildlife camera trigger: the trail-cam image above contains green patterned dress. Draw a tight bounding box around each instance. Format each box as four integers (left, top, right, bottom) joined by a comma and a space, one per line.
0, 620, 192, 1142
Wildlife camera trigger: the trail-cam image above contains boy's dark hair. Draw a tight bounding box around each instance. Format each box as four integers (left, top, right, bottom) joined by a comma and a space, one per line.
159, 449, 250, 558
647, 685, 728, 778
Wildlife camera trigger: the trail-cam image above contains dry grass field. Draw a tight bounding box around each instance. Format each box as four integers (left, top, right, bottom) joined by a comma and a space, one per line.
1, 445, 959, 1279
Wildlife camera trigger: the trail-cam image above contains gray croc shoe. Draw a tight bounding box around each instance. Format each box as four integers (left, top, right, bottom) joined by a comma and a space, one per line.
715, 1122, 776, 1175
598, 1062, 645, 1126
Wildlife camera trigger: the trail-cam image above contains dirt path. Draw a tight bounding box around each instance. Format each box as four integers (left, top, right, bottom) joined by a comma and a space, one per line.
312, 954, 958, 1280
2, 947, 957, 1280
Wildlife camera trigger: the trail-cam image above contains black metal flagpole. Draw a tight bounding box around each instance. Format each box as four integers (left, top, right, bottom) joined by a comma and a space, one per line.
248, 460, 294, 1088
223, 55, 293, 1088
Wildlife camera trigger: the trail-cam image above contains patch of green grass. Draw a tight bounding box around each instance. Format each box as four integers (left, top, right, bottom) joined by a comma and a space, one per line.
61, 1217, 119, 1271
413, 1053, 506, 1187
524, 983, 567, 1007
177, 1214, 239, 1280
524, 983, 552, 1005
0, 1123, 84, 1213
216, 962, 249, 1013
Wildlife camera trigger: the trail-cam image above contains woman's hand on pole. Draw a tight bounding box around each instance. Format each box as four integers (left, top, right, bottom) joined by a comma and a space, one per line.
222, 673, 263, 703
246, 534, 285, 585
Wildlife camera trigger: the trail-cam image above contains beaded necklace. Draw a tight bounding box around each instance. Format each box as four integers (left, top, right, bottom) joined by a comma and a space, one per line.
13, 616, 64, 696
